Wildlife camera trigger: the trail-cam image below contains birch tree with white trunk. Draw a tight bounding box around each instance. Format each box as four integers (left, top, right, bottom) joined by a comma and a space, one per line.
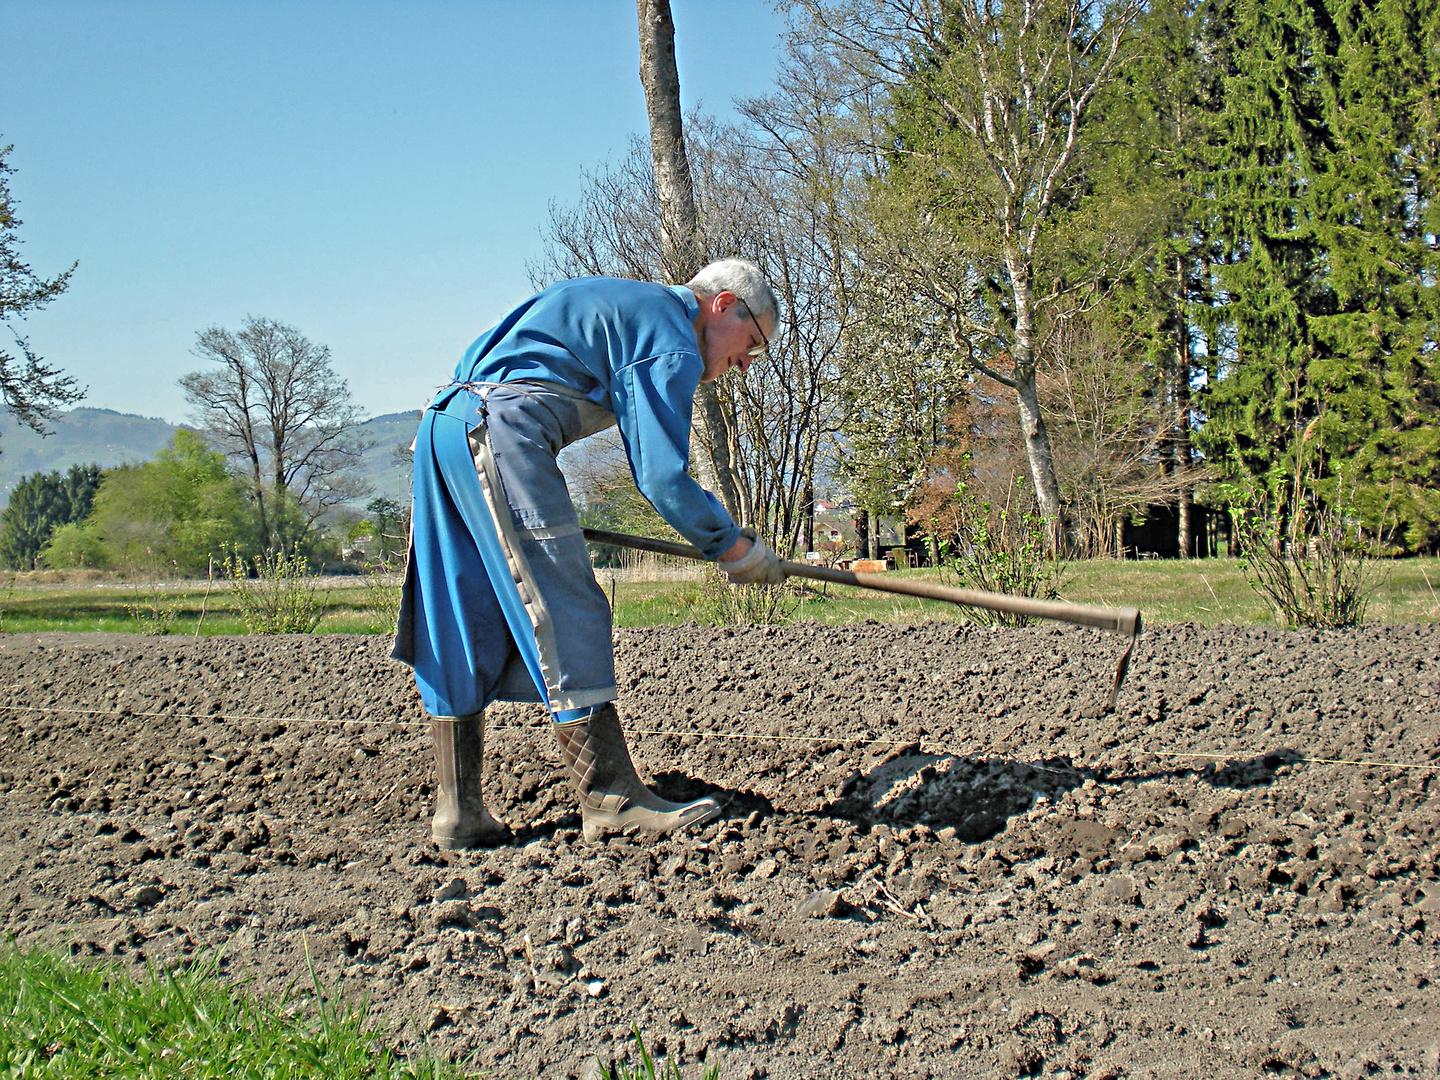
795, 0, 1146, 549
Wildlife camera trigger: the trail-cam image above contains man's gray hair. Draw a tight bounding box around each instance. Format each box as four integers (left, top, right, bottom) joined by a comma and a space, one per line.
685, 258, 779, 327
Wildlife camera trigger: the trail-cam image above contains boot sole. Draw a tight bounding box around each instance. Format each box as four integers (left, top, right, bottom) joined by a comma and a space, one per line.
580, 798, 721, 843
432, 824, 512, 850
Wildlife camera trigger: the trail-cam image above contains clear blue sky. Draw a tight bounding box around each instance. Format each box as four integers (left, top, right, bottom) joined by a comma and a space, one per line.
2, 0, 786, 424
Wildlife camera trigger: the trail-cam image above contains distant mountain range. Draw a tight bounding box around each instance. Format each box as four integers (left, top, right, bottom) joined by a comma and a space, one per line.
0, 407, 421, 510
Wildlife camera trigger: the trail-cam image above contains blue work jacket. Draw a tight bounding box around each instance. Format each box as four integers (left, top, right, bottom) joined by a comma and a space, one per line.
449, 276, 739, 558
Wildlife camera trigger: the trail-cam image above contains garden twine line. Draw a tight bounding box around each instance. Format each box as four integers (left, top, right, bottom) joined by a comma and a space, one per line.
1, 702, 1437, 774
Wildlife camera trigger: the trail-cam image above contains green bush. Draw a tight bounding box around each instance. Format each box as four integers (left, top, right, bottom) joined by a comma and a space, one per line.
126, 583, 179, 635
223, 544, 324, 634
41, 431, 259, 575
936, 476, 1066, 626
40, 520, 111, 569
683, 563, 798, 627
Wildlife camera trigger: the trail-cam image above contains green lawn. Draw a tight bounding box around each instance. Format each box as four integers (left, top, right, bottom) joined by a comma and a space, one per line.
1058, 555, 1440, 626
1, 557, 1437, 634
0, 945, 712, 1079
0, 578, 398, 636
604, 556, 1440, 628
0, 946, 465, 1080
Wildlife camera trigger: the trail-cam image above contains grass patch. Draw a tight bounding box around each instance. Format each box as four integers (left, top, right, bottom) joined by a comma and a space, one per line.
610, 557, 1440, 629
0, 945, 718, 1079
0, 944, 468, 1078
1060, 556, 1440, 627
0, 558, 1437, 634
1059, 558, 1265, 627
605, 573, 959, 627
602, 1028, 718, 1080
0, 580, 399, 636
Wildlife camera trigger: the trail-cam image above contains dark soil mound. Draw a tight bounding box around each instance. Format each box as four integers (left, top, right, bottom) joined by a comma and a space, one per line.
2, 623, 1437, 1077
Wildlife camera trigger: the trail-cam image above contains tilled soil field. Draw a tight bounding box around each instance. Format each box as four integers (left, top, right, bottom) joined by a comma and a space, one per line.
1, 623, 1437, 1079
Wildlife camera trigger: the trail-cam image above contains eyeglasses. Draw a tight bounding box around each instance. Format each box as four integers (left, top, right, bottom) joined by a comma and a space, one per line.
742, 304, 770, 359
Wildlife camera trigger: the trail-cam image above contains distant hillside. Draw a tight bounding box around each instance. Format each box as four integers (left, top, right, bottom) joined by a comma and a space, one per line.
0, 408, 179, 498
0, 407, 422, 509
353, 411, 420, 508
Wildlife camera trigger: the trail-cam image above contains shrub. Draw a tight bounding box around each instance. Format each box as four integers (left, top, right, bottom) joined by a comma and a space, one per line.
933, 475, 1066, 626
361, 552, 404, 634
684, 563, 798, 627
1235, 486, 1376, 628
38, 432, 261, 575
223, 543, 324, 634
40, 520, 110, 569
126, 585, 179, 635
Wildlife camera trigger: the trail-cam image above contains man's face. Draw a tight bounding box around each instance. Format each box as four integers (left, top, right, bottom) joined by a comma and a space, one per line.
696, 291, 773, 384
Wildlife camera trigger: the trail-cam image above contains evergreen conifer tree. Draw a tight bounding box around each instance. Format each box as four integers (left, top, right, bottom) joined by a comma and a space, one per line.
0, 464, 102, 569
1197, 0, 1440, 550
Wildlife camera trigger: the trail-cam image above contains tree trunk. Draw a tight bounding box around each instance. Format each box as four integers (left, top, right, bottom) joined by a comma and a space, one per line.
1013, 370, 1064, 551
801, 479, 814, 555
1174, 254, 1195, 559
635, 0, 741, 518
855, 507, 869, 562
690, 386, 742, 519
1004, 253, 1065, 552
247, 450, 269, 550
637, 0, 700, 281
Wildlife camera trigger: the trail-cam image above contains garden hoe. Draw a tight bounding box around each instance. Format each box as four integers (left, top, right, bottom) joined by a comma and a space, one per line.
582, 527, 1142, 712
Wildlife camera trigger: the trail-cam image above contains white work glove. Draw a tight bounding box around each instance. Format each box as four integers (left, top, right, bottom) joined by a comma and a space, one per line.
721, 528, 785, 586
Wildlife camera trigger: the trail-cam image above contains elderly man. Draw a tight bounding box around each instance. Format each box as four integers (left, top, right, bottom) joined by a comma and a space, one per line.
393, 259, 784, 848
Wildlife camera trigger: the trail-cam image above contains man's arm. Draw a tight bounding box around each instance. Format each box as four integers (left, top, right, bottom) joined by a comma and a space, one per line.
611, 354, 742, 560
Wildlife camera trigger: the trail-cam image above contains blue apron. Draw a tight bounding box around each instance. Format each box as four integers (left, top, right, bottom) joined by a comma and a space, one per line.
392, 381, 618, 717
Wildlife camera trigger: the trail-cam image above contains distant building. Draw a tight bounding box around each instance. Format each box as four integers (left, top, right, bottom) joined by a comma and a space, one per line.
810, 498, 902, 551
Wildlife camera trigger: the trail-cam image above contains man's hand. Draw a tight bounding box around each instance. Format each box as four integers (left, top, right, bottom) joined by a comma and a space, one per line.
720, 528, 785, 586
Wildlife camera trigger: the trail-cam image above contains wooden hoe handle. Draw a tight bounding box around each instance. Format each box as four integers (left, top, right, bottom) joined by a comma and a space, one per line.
582, 527, 1142, 709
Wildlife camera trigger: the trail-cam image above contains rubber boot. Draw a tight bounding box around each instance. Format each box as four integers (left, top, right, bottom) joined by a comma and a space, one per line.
553, 703, 721, 842
430, 713, 510, 849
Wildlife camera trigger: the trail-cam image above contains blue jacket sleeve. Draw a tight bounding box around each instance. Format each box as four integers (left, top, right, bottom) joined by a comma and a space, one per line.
611, 353, 742, 560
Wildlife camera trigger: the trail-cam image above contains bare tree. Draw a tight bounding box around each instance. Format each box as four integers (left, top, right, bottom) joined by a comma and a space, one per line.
1040, 313, 1208, 556
0, 143, 82, 440
180, 316, 371, 548
913, 308, 1208, 560
533, 112, 848, 557
532, 154, 668, 285
536, 5, 886, 556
